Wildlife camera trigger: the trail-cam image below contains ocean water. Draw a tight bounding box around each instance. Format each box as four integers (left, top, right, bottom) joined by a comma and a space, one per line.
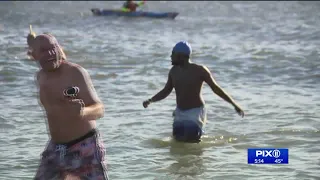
0, 1, 319, 180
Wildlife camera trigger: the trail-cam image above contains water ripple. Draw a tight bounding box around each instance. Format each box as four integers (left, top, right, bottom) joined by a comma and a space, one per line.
0, 1, 320, 180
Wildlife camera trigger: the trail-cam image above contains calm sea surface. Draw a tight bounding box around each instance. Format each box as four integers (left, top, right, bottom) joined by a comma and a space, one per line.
0, 1, 319, 180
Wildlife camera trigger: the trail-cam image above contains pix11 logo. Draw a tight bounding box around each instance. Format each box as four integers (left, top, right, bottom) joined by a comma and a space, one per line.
247, 148, 289, 164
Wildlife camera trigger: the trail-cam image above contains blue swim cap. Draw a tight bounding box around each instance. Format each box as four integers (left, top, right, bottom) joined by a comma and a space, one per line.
172, 41, 192, 56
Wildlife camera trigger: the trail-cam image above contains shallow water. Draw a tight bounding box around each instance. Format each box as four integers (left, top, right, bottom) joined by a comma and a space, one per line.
0, 1, 319, 180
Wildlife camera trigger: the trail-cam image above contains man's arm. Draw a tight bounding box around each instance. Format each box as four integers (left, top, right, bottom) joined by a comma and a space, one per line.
73, 66, 104, 120
201, 66, 239, 108
149, 70, 174, 103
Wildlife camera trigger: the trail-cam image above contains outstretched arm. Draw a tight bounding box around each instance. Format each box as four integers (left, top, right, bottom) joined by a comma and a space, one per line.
202, 66, 241, 109
143, 70, 173, 108
150, 70, 173, 102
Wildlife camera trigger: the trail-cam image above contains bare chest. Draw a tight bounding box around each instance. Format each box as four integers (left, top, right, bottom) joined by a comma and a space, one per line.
39, 74, 77, 105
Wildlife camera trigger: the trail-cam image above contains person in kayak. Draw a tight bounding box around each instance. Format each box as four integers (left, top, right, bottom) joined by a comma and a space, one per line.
142, 41, 245, 143
122, 0, 145, 12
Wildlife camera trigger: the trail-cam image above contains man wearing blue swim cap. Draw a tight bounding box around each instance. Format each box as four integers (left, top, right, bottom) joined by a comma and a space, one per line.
143, 41, 244, 143
170, 41, 192, 66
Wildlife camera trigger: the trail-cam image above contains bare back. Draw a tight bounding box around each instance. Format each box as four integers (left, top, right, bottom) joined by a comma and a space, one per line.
171, 63, 206, 110
37, 62, 98, 143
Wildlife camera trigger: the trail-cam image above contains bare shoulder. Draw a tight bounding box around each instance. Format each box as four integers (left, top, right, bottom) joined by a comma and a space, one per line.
200, 65, 211, 73
191, 63, 210, 74
65, 62, 90, 77
64, 61, 83, 70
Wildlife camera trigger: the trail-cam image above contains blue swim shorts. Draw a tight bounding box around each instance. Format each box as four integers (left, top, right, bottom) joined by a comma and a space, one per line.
172, 120, 203, 143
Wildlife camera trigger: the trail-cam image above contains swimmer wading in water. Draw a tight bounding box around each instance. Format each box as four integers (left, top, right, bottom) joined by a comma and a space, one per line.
26, 26, 109, 179
143, 41, 245, 143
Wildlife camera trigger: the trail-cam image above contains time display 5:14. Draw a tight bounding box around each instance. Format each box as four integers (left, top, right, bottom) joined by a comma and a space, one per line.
254, 159, 264, 164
